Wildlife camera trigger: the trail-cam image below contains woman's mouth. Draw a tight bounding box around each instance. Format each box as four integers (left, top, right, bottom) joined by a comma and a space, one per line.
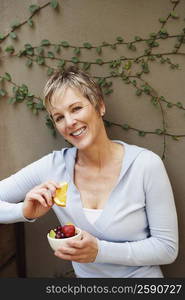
70, 126, 87, 137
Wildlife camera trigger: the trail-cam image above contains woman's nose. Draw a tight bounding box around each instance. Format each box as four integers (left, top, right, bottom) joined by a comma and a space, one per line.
64, 113, 77, 127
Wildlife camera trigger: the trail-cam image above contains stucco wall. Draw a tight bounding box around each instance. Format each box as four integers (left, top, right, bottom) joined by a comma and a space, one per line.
0, 0, 185, 277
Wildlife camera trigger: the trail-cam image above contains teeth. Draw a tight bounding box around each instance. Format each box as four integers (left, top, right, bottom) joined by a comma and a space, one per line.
71, 127, 86, 136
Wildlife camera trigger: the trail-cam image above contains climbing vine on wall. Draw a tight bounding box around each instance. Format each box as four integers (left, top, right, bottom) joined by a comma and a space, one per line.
0, 0, 185, 159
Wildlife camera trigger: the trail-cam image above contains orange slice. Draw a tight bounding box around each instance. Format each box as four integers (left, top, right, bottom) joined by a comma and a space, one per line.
54, 182, 68, 207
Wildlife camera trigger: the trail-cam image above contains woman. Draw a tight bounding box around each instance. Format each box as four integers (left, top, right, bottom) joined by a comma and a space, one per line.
0, 66, 178, 278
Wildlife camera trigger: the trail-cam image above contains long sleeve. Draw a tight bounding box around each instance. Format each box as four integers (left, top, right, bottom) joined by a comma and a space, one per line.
0, 154, 52, 224
95, 153, 179, 266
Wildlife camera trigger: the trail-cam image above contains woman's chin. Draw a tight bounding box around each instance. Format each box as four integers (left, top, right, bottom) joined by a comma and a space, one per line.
71, 137, 93, 151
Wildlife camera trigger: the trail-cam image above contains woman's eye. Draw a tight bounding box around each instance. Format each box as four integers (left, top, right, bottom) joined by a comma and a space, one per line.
55, 116, 64, 122
72, 106, 82, 112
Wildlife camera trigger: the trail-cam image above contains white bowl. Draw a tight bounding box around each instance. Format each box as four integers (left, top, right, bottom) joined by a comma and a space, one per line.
47, 227, 82, 251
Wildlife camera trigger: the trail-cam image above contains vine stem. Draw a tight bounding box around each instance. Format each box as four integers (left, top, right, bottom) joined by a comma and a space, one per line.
0, 1, 51, 44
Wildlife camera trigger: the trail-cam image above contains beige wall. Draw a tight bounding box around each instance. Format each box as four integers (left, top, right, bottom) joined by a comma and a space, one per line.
0, 0, 185, 277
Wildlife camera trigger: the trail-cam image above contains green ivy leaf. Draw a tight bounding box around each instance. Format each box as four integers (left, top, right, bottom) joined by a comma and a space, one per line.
155, 129, 163, 135
82, 62, 91, 70
26, 49, 34, 56
122, 124, 130, 130
83, 42, 92, 49
159, 29, 168, 39
100, 79, 107, 87
144, 49, 151, 55
138, 131, 146, 136
47, 67, 54, 76
116, 36, 124, 43
167, 102, 173, 108
0, 88, 6, 97
41, 39, 51, 46
176, 102, 183, 108
12, 86, 18, 94
27, 19, 34, 27
29, 5, 40, 14
170, 11, 179, 19
35, 101, 44, 110
160, 28, 168, 34
4, 72, 11, 81
8, 97, 16, 104
74, 47, 81, 55
127, 43, 136, 51
9, 32, 17, 39
96, 47, 102, 55
103, 120, 112, 127
57, 59, 65, 68
96, 59, 103, 65
27, 93, 34, 98
104, 89, 113, 95
149, 32, 157, 38
97, 78, 106, 86
151, 97, 158, 106
124, 60, 132, 70
159, 17, 166, 23
132, 79, 137, 86
26, 59, 33, 67
50, 0, 59, 9
136, 89, 142, 96
71, 57, 79, 64
154, 41, 159, 47
20, 84, 28, 95
0, 33, 4, 40
10, 20, 20, 29
54, 45, 61, 53
5, 45, 15, 54
36, 47, 44, 55
122, 75, 128, 81
36, 56, 45, 65
134, 36, 142, 41
24, 43, 33, 50
172, 136, 179, 141
32, 107, 38, 115
60, 41, 69, 47
47, 51, 55, 58
26, 100, 33, 108
142, 62, 149, 73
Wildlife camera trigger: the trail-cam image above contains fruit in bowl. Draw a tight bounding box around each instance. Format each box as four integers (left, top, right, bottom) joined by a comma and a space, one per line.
47, 224, 82, 251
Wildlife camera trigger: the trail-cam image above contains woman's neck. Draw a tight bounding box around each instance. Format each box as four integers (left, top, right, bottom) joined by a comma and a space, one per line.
76, 137, 123, 169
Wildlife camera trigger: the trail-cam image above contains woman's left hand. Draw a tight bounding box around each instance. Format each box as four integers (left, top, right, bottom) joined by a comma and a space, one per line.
54, 230, 98, 263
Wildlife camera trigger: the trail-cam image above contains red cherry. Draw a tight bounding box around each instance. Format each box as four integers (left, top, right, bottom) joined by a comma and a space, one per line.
62, 225, 75, 238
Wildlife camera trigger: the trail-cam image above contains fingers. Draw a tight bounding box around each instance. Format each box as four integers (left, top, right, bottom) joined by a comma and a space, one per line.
25, 180, 61, 208
54, 247, 84, 262
39, 181, 61, 195
67, 239, 84, 249
39, 188, 53, 206
28, 192, 49, 208
54, 247, 93, 263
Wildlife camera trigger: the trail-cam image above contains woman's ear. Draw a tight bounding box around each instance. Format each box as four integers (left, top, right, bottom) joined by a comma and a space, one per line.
99, 99, 106, 116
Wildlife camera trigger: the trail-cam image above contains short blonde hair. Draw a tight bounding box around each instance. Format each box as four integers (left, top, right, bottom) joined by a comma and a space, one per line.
43, 66, 104, 113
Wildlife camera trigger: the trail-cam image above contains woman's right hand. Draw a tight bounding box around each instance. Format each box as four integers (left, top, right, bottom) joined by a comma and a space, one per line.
23, 181, 60, 219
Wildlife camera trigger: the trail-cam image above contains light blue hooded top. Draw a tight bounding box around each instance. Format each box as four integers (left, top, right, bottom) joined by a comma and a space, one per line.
0, 140, 178, 277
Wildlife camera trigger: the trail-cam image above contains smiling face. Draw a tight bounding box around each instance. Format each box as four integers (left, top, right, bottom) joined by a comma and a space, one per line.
50, 87, 106, 150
